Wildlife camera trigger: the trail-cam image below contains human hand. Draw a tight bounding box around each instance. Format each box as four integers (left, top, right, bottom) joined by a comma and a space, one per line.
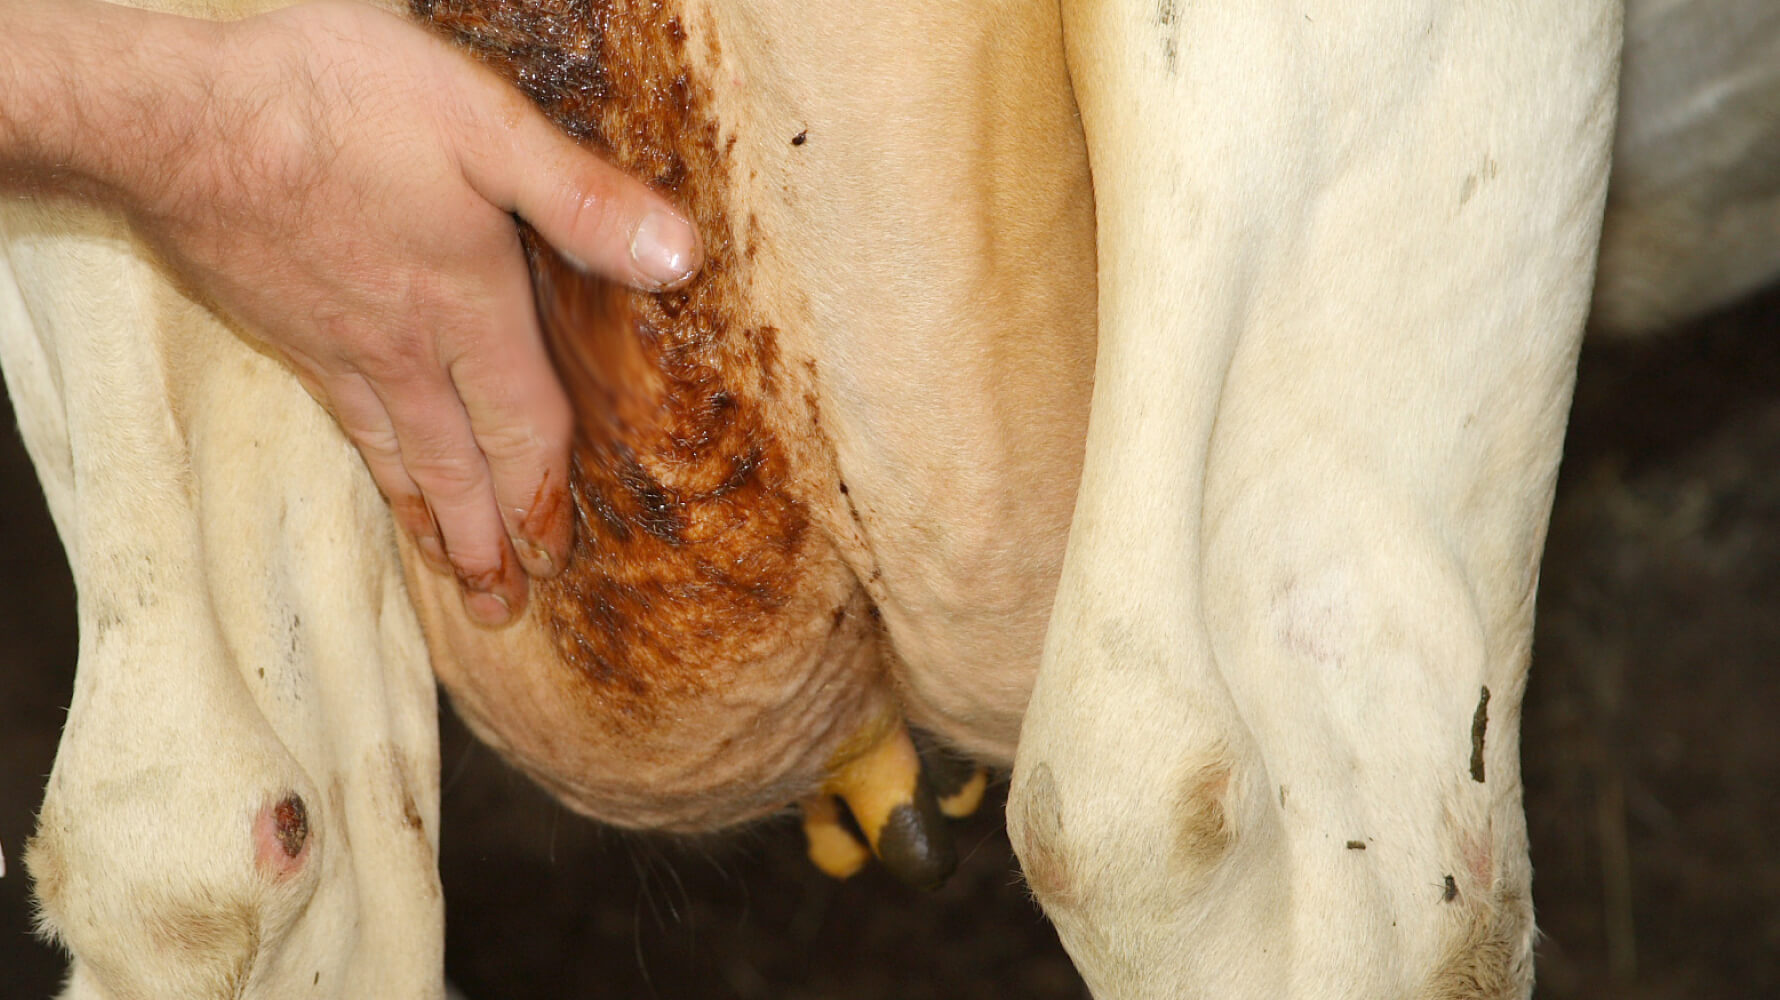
126, 1, 701, 626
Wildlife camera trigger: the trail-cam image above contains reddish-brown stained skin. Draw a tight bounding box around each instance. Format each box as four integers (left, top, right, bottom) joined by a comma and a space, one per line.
272, 795, 309, 859
413, 0, 837, 733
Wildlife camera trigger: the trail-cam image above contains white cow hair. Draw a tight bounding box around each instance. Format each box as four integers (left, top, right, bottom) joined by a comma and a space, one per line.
2, 199, 449, 998
1009, 1, 1618, 997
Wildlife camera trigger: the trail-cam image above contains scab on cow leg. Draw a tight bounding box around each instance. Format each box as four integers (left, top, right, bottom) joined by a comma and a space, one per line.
252, 793, 311, 879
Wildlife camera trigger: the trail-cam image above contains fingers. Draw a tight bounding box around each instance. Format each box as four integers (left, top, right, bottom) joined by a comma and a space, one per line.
325, 368, 526, 629
372, 369, 527, 627
323, 373, 450, 571
325, 308, 568, 627
455, 87, 703, 291
447, 251, 576, 580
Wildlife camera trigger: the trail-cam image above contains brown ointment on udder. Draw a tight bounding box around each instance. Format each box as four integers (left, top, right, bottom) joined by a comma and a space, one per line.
400, 0, 908, 834
413, 1, 851, 735
523, 255, 810, 728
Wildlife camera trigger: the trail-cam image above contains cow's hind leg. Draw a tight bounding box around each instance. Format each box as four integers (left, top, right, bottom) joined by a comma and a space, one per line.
1009, 3, 1620, 996
1, 204, 445, 999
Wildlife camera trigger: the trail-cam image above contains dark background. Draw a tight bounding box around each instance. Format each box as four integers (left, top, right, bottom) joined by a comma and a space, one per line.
3, 289, 1777, 998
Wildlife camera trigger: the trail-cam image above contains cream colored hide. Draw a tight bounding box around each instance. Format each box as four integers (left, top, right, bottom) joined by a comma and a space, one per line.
0, 203, 445, 998
1007, 2, 1776, 999
1006, 1, 1617, 996
2, 2, 1777, 1000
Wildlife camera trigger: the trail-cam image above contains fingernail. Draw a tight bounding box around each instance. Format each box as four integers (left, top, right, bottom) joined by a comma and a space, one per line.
463, 589, 512, 628
417, 535, 452, 575
512, 535, 556, 577
630, 209, 700, 289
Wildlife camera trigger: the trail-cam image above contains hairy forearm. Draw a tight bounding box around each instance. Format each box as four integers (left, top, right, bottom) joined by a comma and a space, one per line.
0, 0, 703, 623
0, 0, 215, 206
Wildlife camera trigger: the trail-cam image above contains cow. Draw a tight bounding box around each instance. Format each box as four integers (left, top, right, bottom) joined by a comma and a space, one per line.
1, 1, 1775, 999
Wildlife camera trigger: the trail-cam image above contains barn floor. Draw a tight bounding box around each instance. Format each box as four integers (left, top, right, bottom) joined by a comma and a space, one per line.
3, 289, 1776, 999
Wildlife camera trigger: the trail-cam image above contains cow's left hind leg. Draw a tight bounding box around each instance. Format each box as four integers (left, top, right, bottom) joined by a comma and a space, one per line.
1009, 2, 1621, 996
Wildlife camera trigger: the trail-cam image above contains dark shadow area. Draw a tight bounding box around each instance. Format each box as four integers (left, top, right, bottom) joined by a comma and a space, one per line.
0, 368, 77, 998
1527, 288, 1780, 999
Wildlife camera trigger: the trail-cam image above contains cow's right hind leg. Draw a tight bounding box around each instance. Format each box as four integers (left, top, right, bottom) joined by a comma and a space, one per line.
2, 203, 446, 999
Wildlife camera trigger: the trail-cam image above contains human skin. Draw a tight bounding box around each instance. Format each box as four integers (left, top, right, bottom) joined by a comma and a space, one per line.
0, 0, 703, 627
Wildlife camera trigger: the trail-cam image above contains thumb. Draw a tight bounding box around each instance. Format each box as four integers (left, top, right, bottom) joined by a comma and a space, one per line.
457, 88, 703, 290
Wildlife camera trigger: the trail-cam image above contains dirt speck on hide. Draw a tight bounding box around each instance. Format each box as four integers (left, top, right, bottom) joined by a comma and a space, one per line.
1459, 155, 1500, 207
377, 745, 429, 839
399, 787, 423, 833
1470, 685, 1491, 783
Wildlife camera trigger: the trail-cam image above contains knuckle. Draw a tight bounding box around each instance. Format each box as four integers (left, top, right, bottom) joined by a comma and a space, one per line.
444, 534, 510, 587
310, 311, 377, 364
556, 169, 623, 243
341, 422, 401, 461
486, 395, 575, 461
358, 328, 444, 382
404, 452, 488, 503
447, 541, 503, 578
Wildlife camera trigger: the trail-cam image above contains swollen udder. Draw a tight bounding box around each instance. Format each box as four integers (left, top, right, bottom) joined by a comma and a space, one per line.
398, 0, 984, 885
401, 235, 954, 874
400, 207, 898, 829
